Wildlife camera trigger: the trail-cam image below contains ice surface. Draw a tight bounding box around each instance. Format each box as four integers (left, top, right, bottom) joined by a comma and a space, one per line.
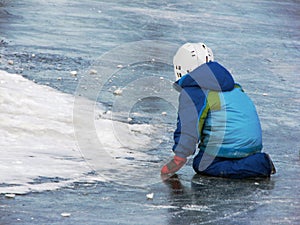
0, 0, 299, 224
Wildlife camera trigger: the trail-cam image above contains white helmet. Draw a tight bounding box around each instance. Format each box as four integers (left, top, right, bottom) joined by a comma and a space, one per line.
173, 42, 214, 81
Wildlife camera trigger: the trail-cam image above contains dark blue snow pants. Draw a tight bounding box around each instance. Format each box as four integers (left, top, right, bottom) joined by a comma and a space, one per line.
193, 151, 273, 179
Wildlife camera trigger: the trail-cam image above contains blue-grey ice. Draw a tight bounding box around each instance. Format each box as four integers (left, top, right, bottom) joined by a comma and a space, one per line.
0, 0, 299, 224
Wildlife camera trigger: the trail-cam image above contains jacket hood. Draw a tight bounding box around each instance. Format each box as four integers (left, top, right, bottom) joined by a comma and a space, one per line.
175, 61, 235, 92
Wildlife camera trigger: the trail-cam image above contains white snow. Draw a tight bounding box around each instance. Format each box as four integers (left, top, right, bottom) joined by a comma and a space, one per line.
0, 70, 157, 194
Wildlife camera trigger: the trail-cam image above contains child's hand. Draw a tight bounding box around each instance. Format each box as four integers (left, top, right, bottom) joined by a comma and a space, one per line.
161, 155, 187, 175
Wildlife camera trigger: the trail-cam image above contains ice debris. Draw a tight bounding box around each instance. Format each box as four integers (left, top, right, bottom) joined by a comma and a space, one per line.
89, 69, 97, 75
113, 88, 122, 95
61, 213, 71, 217
70, 71, 77, 76
5, 193, 16, 199
146, 193, 154, 200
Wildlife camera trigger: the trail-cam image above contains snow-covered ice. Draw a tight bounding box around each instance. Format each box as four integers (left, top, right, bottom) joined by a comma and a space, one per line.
0, 70, 92, 193
0, 70, 159, 194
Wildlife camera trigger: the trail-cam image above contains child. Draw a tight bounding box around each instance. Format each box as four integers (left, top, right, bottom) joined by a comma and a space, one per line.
161, 42, 276, 179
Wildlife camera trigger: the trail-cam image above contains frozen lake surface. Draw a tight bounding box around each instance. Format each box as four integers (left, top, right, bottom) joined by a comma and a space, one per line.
0, 0, 299, 224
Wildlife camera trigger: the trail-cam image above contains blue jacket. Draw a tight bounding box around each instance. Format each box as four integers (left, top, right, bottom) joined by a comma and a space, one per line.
173, 61, 262, 159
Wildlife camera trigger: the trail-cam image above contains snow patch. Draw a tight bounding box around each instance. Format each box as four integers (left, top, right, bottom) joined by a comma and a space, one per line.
0, 70, 155, 194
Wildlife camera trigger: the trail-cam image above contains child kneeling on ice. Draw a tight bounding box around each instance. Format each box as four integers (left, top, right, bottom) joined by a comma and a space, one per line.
161, 42, 276, 178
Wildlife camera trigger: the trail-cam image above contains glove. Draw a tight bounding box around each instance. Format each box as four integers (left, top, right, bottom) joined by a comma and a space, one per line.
161, 155, 187, 175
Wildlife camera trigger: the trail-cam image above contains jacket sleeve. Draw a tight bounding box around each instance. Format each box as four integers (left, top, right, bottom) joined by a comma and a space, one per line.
172, 88, 207, 158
